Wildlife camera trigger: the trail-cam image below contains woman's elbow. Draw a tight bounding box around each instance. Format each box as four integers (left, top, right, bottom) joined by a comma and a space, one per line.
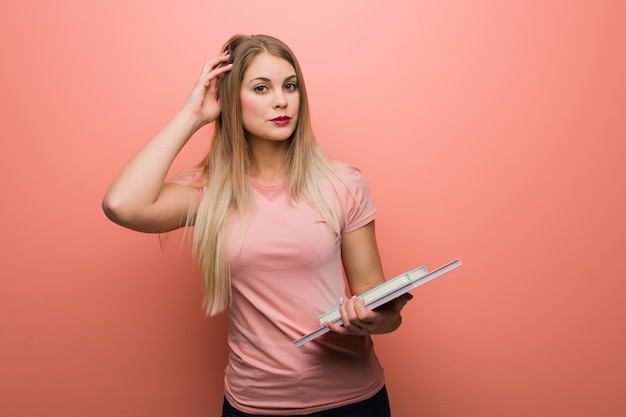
101, 191, 142, 228
101, 193, 185, 233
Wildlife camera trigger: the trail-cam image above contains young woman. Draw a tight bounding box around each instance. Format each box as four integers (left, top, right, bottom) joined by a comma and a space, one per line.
103, 34, 412, 417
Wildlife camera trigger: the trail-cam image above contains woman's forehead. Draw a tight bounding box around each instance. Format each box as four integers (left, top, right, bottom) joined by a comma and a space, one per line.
242, 53, 296, 83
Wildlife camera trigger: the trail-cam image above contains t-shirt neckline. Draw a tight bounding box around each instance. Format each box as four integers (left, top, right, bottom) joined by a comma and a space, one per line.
248, 176, 287, 191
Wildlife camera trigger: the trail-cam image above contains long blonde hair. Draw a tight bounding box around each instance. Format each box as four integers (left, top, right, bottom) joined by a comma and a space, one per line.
193, 34, 353, 316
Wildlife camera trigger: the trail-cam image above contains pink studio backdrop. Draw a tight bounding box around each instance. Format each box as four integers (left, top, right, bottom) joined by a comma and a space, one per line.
1, 1, 625, 416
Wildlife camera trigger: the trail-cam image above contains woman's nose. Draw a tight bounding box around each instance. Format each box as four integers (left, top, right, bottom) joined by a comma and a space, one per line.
273, 91, 288, 108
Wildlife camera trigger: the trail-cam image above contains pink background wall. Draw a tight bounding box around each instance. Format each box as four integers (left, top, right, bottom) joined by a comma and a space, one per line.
1, 1, 625, 416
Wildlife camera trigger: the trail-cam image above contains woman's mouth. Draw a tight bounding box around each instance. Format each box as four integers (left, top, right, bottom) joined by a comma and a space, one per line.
271, 116, 291, 126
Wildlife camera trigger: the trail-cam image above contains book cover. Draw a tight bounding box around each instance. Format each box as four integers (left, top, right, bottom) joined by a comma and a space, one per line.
294, 259, 462, 347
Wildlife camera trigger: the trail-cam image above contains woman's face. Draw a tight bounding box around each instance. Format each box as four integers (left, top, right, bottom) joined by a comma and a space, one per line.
239, 53, 300, 144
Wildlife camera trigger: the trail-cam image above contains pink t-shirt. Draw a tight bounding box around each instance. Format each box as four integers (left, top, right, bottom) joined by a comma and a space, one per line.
176, 166, 384, 415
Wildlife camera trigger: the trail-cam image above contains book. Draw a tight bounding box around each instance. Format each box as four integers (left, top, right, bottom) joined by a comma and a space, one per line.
294, 259, 462, 347
316, 266, 429, 326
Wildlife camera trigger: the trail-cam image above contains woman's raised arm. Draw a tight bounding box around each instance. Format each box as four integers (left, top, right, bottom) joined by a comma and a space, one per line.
102, 55, 232, 233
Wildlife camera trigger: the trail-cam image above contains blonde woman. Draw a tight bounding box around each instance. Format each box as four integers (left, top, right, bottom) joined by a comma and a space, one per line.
103, 34, 412, 417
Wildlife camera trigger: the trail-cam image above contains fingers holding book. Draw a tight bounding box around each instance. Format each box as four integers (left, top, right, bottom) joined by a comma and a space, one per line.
325, 294, 411, 336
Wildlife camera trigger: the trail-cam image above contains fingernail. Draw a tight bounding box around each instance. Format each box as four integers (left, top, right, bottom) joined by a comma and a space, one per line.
339, 296, 344, 304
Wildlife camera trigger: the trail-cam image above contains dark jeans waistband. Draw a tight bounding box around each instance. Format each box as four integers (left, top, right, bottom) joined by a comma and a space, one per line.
221, 386, 390, 417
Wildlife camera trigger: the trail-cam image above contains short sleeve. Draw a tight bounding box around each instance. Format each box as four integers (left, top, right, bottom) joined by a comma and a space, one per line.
341, 169, 378, 234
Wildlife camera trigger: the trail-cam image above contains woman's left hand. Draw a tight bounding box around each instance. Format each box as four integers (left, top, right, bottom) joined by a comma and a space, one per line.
325, 293, 413, 336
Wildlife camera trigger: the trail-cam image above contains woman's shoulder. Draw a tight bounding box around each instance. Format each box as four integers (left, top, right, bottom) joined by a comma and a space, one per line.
329, 160, 366, 183
322, 160, 373, 201
326, 160, 377, 226
330, 160, 360, 176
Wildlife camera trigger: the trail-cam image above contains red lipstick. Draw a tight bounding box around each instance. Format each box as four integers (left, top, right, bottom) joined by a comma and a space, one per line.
271, 116, 291, 126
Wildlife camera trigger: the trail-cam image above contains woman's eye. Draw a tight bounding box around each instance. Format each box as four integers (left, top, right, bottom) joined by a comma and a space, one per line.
254, 85, 268, 92
285, 82, 298, 91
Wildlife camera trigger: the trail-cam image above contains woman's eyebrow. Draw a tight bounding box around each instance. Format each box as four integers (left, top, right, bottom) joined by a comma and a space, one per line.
247, 74, 298, 85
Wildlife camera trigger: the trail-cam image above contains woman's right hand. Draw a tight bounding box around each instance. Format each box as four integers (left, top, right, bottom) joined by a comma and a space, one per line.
181, 53, 233, 127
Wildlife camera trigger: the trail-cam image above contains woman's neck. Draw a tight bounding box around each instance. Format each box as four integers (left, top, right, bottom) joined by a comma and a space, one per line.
249, 139, 289, 185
